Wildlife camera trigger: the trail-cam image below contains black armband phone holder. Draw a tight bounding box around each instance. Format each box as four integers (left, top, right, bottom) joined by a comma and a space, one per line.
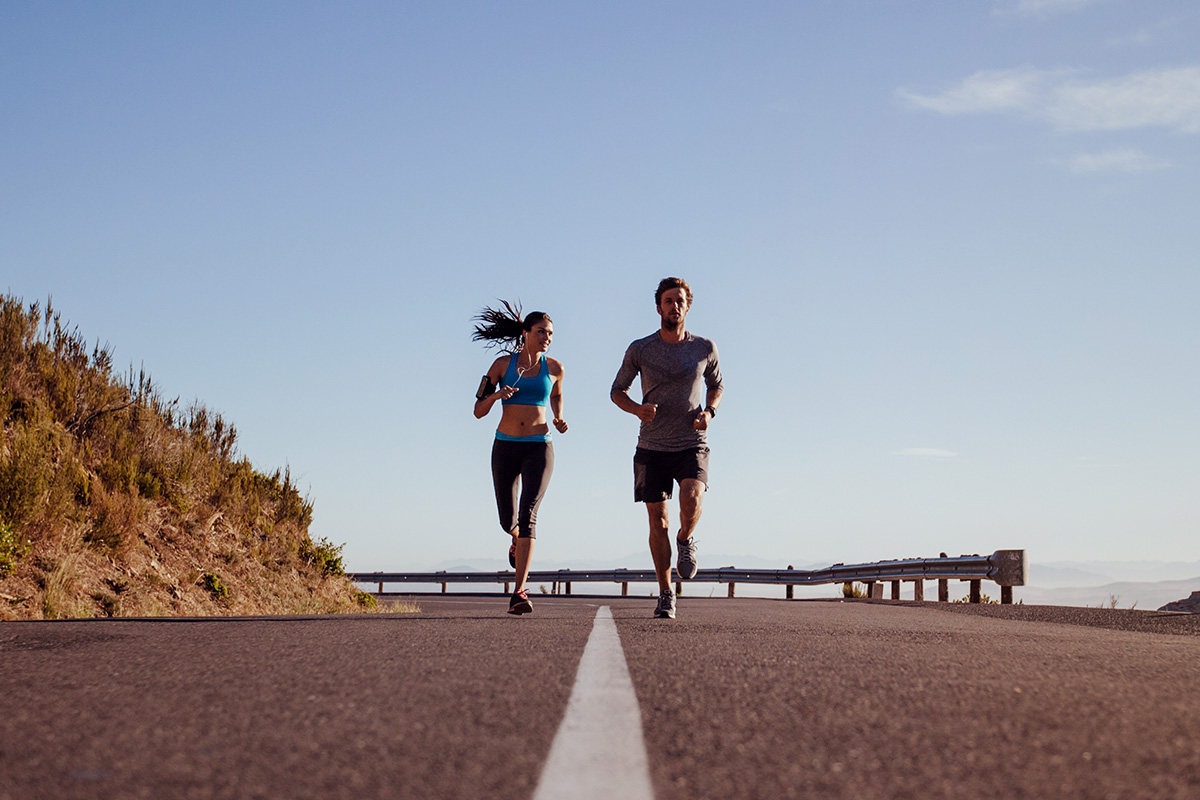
476, 375, 496, 401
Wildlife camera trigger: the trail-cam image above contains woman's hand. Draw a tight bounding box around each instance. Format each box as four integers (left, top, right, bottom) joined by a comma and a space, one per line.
553, 417, 568, 433
498, 384, 518, 400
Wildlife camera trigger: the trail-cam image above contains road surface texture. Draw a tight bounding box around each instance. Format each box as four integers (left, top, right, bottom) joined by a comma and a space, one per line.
3, 596, 1199, 799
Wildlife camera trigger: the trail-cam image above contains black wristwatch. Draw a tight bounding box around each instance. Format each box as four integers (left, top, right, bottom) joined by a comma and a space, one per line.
705, 405, 717, 418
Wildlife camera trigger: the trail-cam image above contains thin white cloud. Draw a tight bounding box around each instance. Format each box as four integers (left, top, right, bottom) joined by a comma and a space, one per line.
898, 67, 1063, 115
994, 0, 1107, 18
894, 448, 959, 458
899, 66, 1200, 134
1051, 68, 1200, 132
1067, 148, 1170, 174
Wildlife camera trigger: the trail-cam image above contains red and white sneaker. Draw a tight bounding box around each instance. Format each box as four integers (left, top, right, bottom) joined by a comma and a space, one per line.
508, 589, 533, 615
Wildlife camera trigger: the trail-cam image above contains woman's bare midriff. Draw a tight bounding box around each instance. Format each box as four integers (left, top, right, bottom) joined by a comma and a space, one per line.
497, 405, 550, 438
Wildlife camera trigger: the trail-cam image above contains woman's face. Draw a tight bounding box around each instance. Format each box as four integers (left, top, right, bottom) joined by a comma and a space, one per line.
524, 319, 553, 353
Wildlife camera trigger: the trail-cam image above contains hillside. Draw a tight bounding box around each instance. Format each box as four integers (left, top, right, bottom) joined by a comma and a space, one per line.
0, 295, 373, 619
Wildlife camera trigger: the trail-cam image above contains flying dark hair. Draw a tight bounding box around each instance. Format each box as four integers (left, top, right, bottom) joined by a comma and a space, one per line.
655, 277, 693, 308
471, 300, 552, 352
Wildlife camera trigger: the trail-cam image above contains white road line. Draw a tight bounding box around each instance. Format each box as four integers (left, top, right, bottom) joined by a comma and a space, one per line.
532, 605, 655, 800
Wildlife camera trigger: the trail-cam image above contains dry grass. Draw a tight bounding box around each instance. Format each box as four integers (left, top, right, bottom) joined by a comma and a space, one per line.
0, 294, 393, 620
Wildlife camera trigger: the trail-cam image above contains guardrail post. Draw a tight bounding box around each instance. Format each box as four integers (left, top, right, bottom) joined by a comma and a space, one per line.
378, 581, 383, 594
675, 581, 682, 596
622, 581, 628, 596
913, 580, 924, 602
504, 581, 510, 594
989, 550, 1026, 604
728, 583, 736, 598
566, 581, 572, 595
969, 580, 981, 604
786, 565, 794, 599
890, 580, 900, 600
938, 553, 949, 601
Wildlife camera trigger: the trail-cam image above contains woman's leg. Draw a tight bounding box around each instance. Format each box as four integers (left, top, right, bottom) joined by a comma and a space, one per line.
491, 440, 520, 539
513, 442, 554, 592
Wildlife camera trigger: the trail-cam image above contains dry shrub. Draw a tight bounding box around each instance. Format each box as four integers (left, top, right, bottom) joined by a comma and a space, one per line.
1, 294, 375, 619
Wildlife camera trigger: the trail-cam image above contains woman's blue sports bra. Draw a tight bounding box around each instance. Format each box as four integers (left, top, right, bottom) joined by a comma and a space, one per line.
501, 353, 552, 407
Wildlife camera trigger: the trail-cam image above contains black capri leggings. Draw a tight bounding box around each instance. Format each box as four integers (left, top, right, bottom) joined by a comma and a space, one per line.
491, 439, 555, 539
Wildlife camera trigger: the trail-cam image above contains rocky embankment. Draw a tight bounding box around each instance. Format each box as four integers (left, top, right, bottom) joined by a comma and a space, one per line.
1159, 591, 1200, 613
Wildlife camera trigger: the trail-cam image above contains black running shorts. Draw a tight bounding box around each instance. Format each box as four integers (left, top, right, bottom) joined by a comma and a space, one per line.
633, 446, 709, 503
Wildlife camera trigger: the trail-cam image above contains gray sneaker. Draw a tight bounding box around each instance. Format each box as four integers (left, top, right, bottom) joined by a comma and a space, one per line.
676, 536, 698, 580
654, 589, 676, 619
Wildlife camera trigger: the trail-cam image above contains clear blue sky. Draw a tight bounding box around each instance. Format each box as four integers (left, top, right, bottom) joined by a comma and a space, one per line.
3, 0, 1197, 572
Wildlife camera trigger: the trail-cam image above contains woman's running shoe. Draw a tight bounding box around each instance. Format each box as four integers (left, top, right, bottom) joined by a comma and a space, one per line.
508, 589, 533, 615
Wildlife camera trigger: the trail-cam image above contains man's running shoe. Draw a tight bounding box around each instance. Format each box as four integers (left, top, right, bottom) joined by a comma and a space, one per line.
654, 589, 676, 619
508, 589, 533, 615
508, 542, 517, 568
676, 536, 698, 580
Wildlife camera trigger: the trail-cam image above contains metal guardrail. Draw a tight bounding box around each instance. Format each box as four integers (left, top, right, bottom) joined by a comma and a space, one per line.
351, 548, 1027, 604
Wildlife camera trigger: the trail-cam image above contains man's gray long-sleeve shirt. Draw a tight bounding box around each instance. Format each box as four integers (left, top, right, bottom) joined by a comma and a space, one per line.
612, 331, 723, 452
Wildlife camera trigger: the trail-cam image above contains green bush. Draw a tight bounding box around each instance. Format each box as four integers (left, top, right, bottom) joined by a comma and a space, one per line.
202, 572, 229, 599
300, 536, 346, 577
953, 593, 998, 605
0, 519, 30, 576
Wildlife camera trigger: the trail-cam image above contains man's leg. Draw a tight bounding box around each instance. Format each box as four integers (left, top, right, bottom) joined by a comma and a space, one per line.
646, 501, 673, 592
674, 478, 705, 580
677, 478, 705, 542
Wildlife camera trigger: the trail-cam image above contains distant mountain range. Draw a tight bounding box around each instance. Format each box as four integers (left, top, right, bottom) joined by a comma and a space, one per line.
1024, 560, 1200, 610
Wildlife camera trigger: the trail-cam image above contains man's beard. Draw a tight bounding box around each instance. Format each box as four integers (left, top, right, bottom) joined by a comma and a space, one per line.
663, 313, 683, 331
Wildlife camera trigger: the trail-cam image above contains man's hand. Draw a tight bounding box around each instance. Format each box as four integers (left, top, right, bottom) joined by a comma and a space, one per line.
637, 403, 658, 423
693, 407, 712, 431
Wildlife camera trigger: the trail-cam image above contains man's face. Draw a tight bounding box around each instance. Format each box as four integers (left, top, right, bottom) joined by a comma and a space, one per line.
658, 287, 689, 330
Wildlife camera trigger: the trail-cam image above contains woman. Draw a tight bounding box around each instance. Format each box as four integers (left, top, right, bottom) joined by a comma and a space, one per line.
472, 302, 567, 615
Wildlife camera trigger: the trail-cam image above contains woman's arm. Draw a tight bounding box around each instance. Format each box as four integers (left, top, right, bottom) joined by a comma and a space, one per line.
473, 357, 515, 418
550, 360, 568, 433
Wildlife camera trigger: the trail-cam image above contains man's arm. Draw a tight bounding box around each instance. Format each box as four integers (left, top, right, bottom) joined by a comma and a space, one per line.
692, 386, 722, 431
611, 387, 657, 423
693, 342, 724, 431
611, 342, 657, 423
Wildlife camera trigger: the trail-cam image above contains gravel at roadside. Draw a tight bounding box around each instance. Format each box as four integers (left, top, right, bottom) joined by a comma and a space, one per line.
924, 600, 1200, 636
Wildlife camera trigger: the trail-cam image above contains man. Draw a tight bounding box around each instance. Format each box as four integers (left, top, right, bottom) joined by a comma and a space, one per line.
611, 277, 723, 619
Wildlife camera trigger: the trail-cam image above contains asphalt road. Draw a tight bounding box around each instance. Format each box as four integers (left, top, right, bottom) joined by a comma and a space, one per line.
2, 596, 1199, 800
